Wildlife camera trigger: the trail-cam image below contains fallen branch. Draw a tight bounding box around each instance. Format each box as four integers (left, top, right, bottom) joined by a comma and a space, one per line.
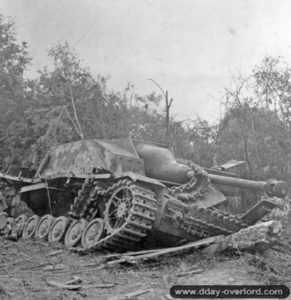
107, 288, 153, 300
45, 280, 114, 291
83, 283, 115, 289
45, 280, 82, 291
175, 269, 204, 277
30, 263, 51, 270
106, 255, 137, 267
107, 236, 218, 266
65, 276, 82, 285
203, 220, 282, 255
43, 264, 65, 271
48, 250, 63, 257
101, 249, 159, 261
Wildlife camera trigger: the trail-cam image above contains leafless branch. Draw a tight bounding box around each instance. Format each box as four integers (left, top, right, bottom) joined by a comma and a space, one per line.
148, 78, 166, 98
68, 86, 84, 139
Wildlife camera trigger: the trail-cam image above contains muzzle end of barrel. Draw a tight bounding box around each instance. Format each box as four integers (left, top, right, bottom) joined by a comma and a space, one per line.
265, 179, 289, 198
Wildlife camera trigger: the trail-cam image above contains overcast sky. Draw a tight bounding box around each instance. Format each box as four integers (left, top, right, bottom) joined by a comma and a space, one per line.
1, 0, 291, 122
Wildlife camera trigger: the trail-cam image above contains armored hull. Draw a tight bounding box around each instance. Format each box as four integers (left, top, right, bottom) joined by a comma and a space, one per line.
0, 139, 288, 251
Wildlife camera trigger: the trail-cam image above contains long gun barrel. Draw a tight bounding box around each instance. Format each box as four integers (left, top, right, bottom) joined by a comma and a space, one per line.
208, 174, 288, 198
134, 142, 288, 198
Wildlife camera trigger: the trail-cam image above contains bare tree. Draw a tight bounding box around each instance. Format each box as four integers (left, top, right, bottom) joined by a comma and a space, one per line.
148, 79, 173, 145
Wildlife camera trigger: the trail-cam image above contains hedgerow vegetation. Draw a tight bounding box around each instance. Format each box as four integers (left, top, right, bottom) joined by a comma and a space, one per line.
0, 13, 290, 184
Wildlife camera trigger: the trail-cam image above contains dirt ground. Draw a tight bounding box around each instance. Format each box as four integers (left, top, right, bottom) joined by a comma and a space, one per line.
1, 233, 291, 300
1, 181, 290, 300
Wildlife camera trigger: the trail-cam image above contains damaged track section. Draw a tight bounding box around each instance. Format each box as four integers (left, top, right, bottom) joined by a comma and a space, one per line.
87, 180, 158, 251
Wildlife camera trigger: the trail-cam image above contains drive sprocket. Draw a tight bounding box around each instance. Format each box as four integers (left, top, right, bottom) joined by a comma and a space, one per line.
104, 184, 134, 234
86, 179, 158, 252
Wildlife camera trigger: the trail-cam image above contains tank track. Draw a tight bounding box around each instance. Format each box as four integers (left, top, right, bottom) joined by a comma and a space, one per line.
71, 178, 95, 218
179, 206, 248, 238
6, 178, 250, 253
81, 179, 158, 251
166, 195, 248, 239
167, 163, 249, 238
76, 179, 249, 251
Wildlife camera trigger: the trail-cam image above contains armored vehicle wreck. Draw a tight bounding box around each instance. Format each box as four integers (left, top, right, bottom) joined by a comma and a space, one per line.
0, 139, 288, 251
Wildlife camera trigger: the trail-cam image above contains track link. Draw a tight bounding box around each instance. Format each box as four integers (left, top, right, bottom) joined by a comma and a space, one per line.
182, 206, 248, 237
167, 198, 249, 239
6, 178, 256, 253
84, 179, 158, 252
166, 164, 249, 238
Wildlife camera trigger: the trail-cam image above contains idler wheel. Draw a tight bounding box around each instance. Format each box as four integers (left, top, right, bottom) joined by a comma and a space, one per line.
22, 215, 39, 239
35, 214, 55, 240
48, 216, 69, 243
64, 219, 87, 247
0, 212, 7, 231
12, 214, 28, 237
81, 218, 104, 249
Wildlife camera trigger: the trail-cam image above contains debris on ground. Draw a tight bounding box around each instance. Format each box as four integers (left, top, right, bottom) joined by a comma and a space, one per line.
65, 276, 82, 285
104, 236, 219, 267
203, 220, 282, 254
174, 269, 204, 277
45, 278, 115, 291
106, 288, 153, 300
45, 280, 82, 291
0, 225, 290, 300
43, 263, 65, 271
102, 220, 282, 268
47, 250, 64, 257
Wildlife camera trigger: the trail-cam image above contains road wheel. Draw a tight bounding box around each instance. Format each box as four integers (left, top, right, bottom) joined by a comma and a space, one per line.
48, 216, 69, 243
22, 215, 39, 239
81, 218, 104, 249
12, 214, 28, 237
35, 214, 55, 240
64, 219, 87, 247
